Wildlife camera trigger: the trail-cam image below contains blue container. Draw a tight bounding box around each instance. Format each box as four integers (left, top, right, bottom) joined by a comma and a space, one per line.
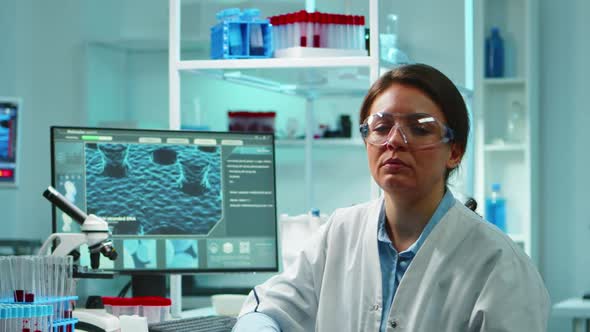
485, 27, 504, 77
485, 183, 506, 232
52, 317, 78, 332
0, 303, 54, 331
210, 8, 273, 59
1, 296, 79, 331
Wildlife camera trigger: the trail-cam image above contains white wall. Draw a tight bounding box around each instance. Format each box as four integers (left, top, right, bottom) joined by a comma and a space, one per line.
0, 0, 18, 237
382, 0, 467, 86
0, 0, 85, 239
540, 0, 590, 330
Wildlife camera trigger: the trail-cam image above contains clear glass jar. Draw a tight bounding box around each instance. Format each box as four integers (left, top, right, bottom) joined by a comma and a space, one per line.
379, 14, 410, 65
506, 100, 525, 143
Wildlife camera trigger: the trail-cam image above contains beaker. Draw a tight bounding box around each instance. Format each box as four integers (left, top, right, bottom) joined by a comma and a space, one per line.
379, 14, 410, 65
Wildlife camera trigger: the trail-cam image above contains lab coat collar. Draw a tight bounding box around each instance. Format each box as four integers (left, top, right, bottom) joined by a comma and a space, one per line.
376, 188, 456, 257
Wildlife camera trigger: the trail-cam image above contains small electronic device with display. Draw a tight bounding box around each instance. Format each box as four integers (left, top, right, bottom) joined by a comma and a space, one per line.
0, 98, 20, 186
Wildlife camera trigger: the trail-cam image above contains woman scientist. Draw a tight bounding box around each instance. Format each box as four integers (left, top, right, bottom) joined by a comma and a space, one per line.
232, 64, 549, 331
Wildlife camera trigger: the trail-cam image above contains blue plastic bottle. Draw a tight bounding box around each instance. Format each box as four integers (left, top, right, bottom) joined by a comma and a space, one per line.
485, 183, 506, 232
485, 27, 504, 77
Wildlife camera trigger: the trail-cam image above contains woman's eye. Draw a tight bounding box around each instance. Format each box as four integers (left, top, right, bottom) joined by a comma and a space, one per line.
411, 125, 433, 136
373, 125, 392, 134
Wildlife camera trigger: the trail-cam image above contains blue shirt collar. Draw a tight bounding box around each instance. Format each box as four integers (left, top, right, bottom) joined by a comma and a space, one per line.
377, 189, 455, 256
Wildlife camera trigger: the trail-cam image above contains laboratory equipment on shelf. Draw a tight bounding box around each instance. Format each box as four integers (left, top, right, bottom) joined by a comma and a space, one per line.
485, 183, 506, 232
308, 208, 321, 233
485, 27, 505, 78
210, 8, 273, 59
379, 14, 410, 65
269, 10, 366, 57
506, 100, 526, 143
228, 111, 276, 133
38, 186, 118, 271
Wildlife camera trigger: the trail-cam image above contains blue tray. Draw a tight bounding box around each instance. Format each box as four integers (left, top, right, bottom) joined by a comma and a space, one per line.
211, 19, 273, 59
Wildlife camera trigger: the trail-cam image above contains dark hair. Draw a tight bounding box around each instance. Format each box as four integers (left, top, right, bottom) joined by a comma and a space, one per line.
359, 63, 470, 181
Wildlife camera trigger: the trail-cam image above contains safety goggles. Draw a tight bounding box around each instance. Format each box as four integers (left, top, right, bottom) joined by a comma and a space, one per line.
359, 112, 454, 150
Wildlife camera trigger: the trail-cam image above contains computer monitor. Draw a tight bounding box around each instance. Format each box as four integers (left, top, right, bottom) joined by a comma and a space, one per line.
50, 126, 279, 278
0, 99, 20, 186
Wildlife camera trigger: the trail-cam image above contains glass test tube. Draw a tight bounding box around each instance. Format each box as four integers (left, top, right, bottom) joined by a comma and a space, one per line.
0, 258, 9, 302
64, 256, 74, 320
25, 257, 35, 303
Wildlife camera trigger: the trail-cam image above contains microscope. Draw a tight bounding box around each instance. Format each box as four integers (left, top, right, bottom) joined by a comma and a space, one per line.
37, 186, 122, 331
38, 186, 118, 271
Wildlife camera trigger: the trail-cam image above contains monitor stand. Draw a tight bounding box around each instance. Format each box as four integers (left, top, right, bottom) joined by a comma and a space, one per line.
130, 274, 183, 317
131, 275, 167, 297
169, 274, 182, 317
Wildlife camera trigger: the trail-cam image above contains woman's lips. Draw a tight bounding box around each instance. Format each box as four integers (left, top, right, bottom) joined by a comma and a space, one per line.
381, 158, 410, 171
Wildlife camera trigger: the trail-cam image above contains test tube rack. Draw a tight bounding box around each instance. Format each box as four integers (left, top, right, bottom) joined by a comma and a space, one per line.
0, 297, 78, 332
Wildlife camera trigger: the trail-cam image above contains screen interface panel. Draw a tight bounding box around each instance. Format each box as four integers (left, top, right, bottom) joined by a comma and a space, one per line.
51, 127, 278, 272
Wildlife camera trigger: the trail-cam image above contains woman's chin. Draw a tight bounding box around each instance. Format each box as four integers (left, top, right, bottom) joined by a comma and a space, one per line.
378, 176, 416, 193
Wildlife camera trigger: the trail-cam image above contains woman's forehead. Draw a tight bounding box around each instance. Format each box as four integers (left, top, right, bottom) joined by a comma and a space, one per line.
369, 84, 440, 116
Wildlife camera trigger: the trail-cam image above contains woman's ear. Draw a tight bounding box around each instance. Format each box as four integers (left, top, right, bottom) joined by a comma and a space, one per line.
446, 143, 463, 169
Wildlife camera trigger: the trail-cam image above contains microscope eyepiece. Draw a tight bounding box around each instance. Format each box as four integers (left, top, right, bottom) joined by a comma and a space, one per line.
43, 186, 87, 225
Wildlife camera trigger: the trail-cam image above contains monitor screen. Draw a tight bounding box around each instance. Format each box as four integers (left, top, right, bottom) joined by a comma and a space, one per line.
50, 126, 278, 273
0, 100, 19, 185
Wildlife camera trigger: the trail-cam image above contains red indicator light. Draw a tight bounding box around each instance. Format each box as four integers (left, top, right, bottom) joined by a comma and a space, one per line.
0, 169, 14, 177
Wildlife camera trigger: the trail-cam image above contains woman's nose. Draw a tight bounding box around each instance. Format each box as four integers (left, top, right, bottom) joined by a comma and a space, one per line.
385, 126, 408, 150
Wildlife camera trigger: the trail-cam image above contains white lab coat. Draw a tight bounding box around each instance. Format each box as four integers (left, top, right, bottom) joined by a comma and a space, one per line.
239, 199, 550, 331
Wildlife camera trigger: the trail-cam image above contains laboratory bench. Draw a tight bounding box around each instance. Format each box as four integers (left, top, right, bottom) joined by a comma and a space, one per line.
553, 297, 590, 332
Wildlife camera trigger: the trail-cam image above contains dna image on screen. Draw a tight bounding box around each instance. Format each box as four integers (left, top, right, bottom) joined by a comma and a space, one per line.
85, 143, 222, 236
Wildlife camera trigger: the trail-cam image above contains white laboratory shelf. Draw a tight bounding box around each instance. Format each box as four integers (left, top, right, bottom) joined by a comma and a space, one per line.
474, 0, 538, 261
177, 56, 375, 71
193, 67, 370, 98
483, 143, 527, 152
276, 138, 365, 147
483, 78, 526, 86
274, 46, 368, 58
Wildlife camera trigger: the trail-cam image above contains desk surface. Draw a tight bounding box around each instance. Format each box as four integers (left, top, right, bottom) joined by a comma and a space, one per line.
180, 306, 217, 318
553, 298, 590, 318
74, 307, 217, 332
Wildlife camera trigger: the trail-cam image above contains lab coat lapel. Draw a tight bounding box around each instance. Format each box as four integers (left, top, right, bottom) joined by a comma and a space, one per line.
360, 198, 386, 331
387, 200, 468, 329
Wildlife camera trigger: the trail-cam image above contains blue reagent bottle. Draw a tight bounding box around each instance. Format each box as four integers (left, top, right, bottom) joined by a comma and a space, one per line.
485, 183, 506, 232
485, 27, 505, 77
309, 208, 321, 233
